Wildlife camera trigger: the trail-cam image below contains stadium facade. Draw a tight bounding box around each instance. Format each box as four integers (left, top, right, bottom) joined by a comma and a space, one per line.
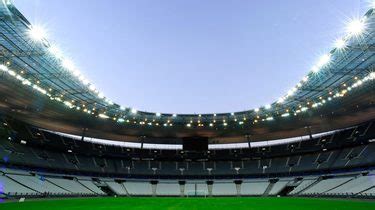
0, 0, 374, 200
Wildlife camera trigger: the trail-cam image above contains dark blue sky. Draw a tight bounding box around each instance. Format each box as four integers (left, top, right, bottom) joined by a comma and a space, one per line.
13, 0, 368, 114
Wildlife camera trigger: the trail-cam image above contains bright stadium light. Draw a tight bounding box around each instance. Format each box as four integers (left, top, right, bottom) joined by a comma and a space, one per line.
98, 92, 105, 99
281, 113, 290, 117
131, 108, 137, 114
346, 18, 366, 37
334, 38, 347, 49
0, 64, 8, 72
266, 116, 274, 121
277, 97, 285, 104
48, 45, 63, 59
311, 65, 320, 73
317, 54, 331, 67
156, 112, 161, 117
71, 69, 81, 77
98, 113, 109, 119
371, 0, 375, 9
28, 25, 47, 42
313, 54, 331, 73
62, 58, 75, 71
89, 84, 96, 91
82, 78, 90, 85
265, 104, 271, 109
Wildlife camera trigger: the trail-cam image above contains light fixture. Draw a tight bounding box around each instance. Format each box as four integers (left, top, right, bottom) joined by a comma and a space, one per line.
266, 117, 274, 121
0, 64, 8, 72
312, 54, 331, 73
28, 25, 47, 42
318, 54, 331, 67
98, 113, 109, 119
346, 18, 366, 37
334, 38, 346, 49
281, 113, 290, 117
62, 59, 75, 71
89, 84, 96, 91
97, 93, 105, 99
131, 108, 137, 114
277, 97, 285, 104
48, 45, 63, 59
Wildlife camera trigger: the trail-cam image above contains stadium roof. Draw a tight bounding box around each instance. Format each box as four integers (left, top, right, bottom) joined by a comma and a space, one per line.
0, 0, 374, 143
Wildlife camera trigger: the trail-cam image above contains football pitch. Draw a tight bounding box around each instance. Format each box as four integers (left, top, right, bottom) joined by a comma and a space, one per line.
0, 197, 375, 210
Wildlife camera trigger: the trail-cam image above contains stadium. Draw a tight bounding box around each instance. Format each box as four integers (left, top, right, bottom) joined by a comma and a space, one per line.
0, 0, 375, 209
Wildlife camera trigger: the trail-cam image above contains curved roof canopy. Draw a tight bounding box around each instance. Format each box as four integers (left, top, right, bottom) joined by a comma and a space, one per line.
0, 0, 374, 143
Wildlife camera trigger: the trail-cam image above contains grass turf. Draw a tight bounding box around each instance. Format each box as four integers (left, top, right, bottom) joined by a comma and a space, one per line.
0, 197, 374, 210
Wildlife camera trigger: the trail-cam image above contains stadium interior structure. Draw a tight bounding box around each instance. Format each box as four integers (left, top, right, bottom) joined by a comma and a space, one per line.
0, 0, 375, 207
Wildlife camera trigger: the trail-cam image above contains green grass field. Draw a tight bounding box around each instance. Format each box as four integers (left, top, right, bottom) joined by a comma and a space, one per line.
0, 197, 374, 210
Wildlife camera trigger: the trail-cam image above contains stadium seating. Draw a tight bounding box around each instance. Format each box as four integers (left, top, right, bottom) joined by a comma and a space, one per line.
301, 177, 353, 195
156, 182, 180, 196
185, 182, 209, 197
78, 180, 105, 195
124, 182, 153, 196
0, 174, 36, 195
46, 177, 94, 195
289, 177, 318, 195
212, 182, 237, 196
325, 175, 375, 195
105, 181, 128, 195
0, 118, 375, 198
6, 174, 68, 195
268, 179, 292, 195
241, 180, 269, 195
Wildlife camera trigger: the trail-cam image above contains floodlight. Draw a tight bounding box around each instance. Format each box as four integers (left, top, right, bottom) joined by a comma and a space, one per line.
334, 38, 346, 49
313, 54, 331, 73
62, 59, 75, 71
317, 54, 331, 67
131, 108, 137, 114
346, 19, 365, 37
28, 25, 47, 42
48, 45, 63, 59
